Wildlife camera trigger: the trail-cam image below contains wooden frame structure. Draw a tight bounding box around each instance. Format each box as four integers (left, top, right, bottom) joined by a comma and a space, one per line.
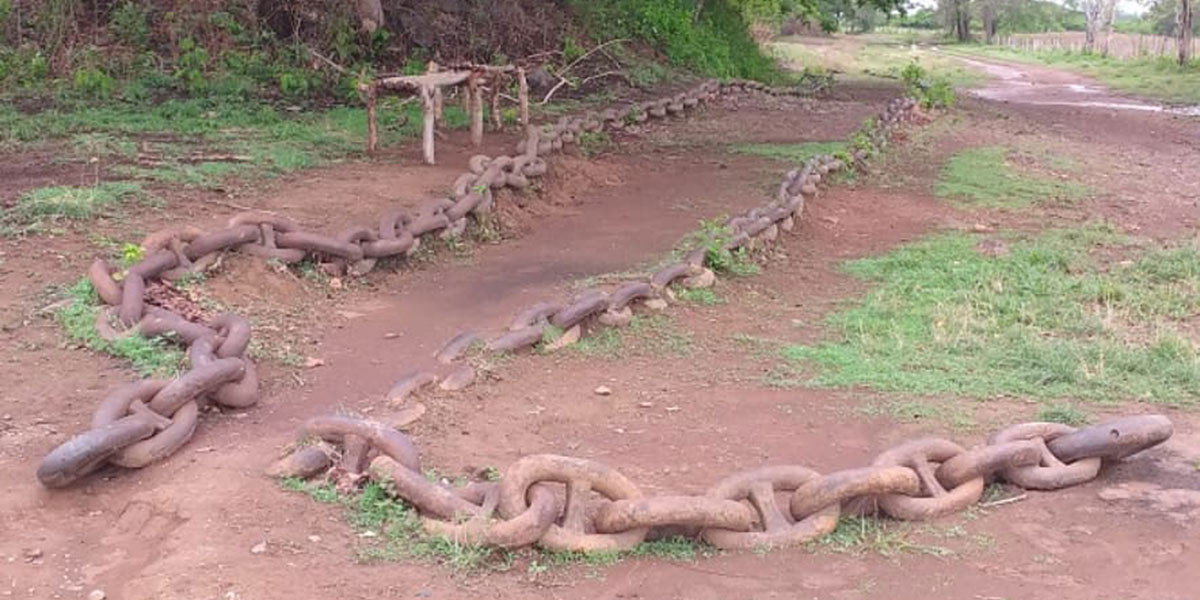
361, 63, 531, 165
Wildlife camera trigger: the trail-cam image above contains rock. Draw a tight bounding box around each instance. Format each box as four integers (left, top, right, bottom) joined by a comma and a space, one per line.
680, 268, 716, 289
390, 402, 427, 429
594, 386, 612, 396
780, 216, 795, 232
304, 357, 325, 369
88, 591, 106, 600
544, 324, 581, 351
644, 298, 669, 311
637, 401, 653, 408
438, 365, 476, 391
307, 535, 321, 543
598, 306, 633, 328
250, 541, 267, 555
972, 223, 995, 233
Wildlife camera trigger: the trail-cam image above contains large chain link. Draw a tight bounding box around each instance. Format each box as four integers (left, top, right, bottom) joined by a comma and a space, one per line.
275, 413, 1173, 553
37, 78, 821, 488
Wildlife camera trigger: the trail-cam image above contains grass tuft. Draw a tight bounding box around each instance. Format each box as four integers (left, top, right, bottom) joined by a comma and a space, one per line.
935, 146, 1087, 208
731, 141, 847, 164
780, 226, 1200, 405
54, 278, 185, 377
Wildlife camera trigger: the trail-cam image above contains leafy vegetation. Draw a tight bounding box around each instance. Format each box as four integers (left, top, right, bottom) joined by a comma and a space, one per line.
780, 226, 1200, 405
901, 61, 957, 108
935, 146, 1087, 208
54, 278, 186, 377
568, 0, 783, 80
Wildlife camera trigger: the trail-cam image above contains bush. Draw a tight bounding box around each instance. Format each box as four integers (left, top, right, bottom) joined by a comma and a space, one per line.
109, 1, 151, 48
901, 61, 956, 109
569, 0, 780, 81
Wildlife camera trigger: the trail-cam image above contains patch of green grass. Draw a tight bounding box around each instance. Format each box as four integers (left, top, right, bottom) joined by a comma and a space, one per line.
571, 326, 626, 358
54, 278, 186, 377
731, 141, 848, 164
781, 226, 1200, 405
1036, 403, 1091, 426
811, 517, 952, 557
281, 478, 512, 573
3, 182, 147, 234
577, 130, 612, 158
935, 146, 1088, 208
674, 286, 724, 306
630, 314, 695, 357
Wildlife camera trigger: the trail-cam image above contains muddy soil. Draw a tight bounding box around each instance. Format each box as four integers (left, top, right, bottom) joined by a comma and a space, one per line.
2, 57, 1199, 600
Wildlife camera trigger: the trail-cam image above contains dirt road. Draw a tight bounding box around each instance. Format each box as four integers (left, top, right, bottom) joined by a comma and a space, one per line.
2, 56, 1199, 600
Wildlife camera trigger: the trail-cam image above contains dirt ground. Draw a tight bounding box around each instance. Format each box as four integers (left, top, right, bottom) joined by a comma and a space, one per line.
2, 51, 1199, 600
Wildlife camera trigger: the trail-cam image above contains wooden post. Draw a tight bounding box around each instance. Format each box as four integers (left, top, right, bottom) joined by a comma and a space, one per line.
366, 82, 379, 154
517, 67, 530, 128
421, 84, 436, 165
428, 61, 444, 124
469, 73, 483, 147
490, 79, 502, 131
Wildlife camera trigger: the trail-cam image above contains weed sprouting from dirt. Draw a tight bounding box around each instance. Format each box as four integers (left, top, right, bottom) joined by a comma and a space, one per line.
674, 286, 724, 306
577, 130, 612, 158
779, 226, 1200, 405
681, 217, 761, 276
935, 146, 1088, 208
53, 278, 185, 377
811, 517, 953, 558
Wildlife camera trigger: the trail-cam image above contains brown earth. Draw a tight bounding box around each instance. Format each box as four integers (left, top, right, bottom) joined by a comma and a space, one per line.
2, 55, 1199, 600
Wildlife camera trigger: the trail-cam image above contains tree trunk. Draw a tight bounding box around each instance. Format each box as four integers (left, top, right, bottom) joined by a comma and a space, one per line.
1083, 0, 1102, 54
1182, 0, 1195, 66
692, 0, 706, 25
983, 4, 997, 45
1100, 0, 1118, 57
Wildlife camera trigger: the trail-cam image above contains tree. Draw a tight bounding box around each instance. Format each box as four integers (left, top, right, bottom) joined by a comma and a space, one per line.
1182, 0, 1194, 65
1080, 0, 1116, 53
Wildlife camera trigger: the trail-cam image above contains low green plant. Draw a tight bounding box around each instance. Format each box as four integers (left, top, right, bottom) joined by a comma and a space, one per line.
901, 60, 957, 109
675, 286, 724, 306
935, 146, 1087, 209
577, 130, 612, 158
54, 279, 186, 377
3, 182, 146, 233
730, 141, 848, 163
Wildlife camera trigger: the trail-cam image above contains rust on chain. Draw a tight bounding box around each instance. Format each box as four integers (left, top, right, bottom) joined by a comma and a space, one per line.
703, 465, 840, 550
424, 483, 561, 549
509, 302, 563, 331
1046, 415, 1173, 463
435, 331, 480, 364
788, 466, 920, 520
88, 259, 123, 306
209, 313, 253, 358
118, 272, 146, 327
267, 444, 334, 479
608, 282, 654, 310
935, 441, 1042, 489
550, 293, 609, 329
127, 250, 180, 280
871, 438, 986, 521
387, 371, 439, 404
594, 496, 755, 533
36, 414, 161, 488
276, 231, 365, 261
138, 307, 213, 344
498, 454, 648, 552
370, 456, 482, 520
300, 415, 421, 473
650, 263, 694, 290
989, 423, 1102, 490
108, 401, 200, 468
146, 358, 245, 416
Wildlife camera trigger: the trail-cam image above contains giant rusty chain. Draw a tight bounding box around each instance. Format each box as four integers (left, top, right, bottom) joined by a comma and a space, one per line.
37, 78, 834, 488
272, 414, 1173, 553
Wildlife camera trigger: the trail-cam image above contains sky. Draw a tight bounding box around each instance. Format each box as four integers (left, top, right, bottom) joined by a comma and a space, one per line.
906, 0, 1149, 16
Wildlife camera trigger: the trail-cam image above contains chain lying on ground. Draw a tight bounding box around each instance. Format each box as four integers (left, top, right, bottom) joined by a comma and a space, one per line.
35, 78, 818, 488
273, 413, 1173, 553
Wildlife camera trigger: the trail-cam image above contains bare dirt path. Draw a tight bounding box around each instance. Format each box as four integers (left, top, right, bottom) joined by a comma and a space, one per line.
944, 51, 1200, 115
3, 55, 1200, 600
